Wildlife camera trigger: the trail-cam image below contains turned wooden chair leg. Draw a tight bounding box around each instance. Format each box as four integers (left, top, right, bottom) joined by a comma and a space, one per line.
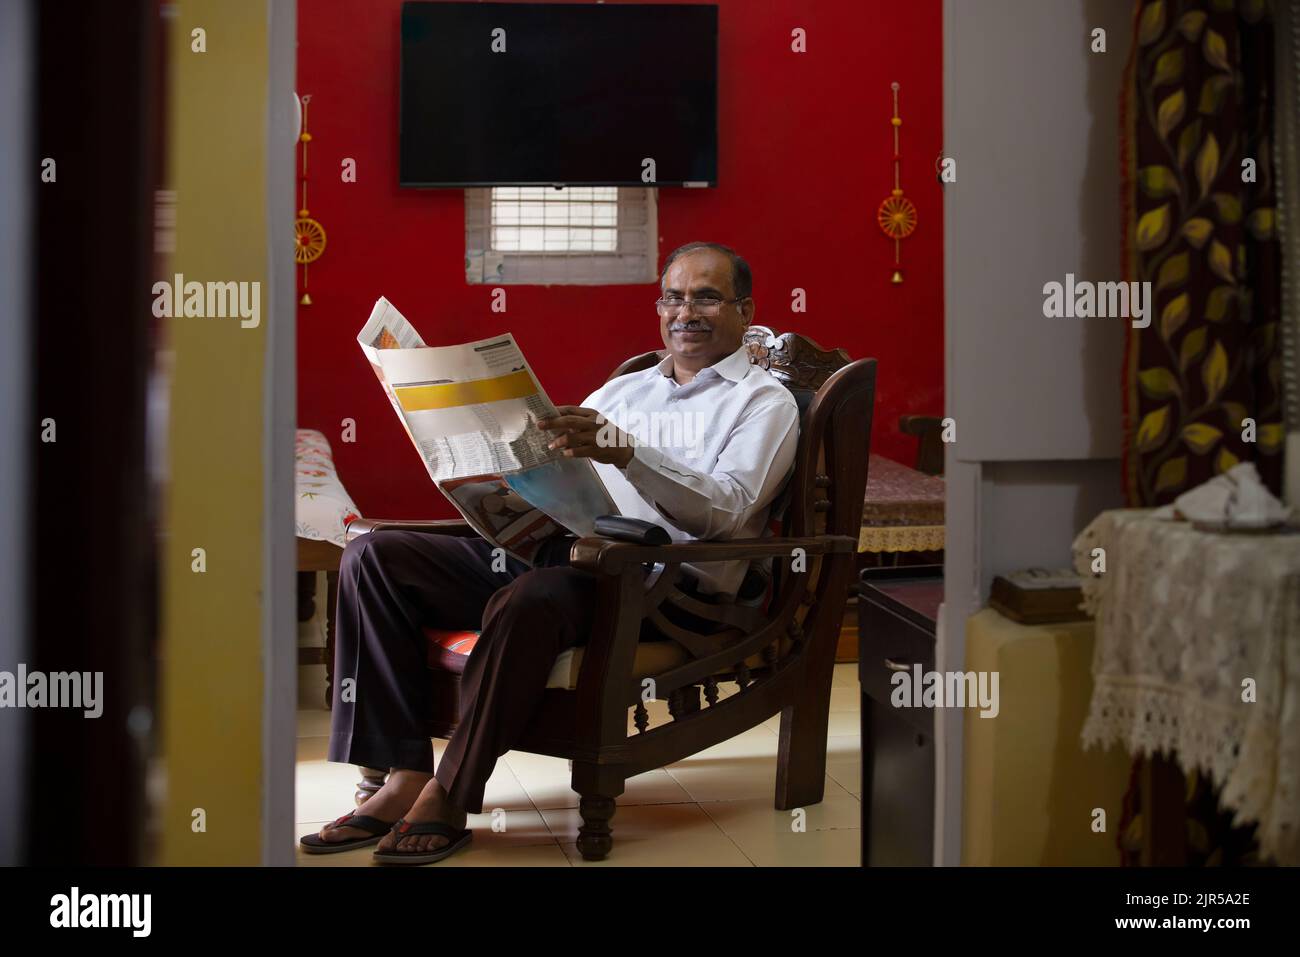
355, 767, 386, 806
571, 761, 624, 861
577, 796, 616, 861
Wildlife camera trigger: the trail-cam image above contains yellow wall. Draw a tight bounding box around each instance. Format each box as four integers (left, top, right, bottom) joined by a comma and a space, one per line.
159, 0, 271, 865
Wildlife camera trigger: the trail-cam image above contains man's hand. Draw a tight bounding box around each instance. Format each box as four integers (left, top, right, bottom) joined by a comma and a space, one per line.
536, 405, 635, 469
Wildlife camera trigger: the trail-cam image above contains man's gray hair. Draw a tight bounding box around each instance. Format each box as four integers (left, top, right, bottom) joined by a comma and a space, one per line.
659, 242, 753, 300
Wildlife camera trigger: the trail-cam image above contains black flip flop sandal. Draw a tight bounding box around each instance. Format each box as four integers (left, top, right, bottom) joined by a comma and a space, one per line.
299, 812, 396, 854
372, 818, 472, 865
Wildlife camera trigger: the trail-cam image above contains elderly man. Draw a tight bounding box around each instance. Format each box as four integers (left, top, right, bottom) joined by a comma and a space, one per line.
301, 242, 799, 864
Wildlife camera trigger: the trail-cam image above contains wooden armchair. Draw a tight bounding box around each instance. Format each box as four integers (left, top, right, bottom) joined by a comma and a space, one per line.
344, 326, 877, 860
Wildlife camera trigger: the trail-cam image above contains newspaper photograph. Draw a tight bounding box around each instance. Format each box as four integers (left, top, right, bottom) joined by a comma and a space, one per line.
357, 296, 620, 562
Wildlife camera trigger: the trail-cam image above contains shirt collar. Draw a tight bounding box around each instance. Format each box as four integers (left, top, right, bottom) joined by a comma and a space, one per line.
656, 345, 751, 383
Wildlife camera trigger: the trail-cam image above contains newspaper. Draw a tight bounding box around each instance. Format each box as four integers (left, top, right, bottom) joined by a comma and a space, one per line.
358, 297, 619, 564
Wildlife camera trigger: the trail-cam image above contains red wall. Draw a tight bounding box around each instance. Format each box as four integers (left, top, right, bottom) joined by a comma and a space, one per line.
297, 0, 944, 518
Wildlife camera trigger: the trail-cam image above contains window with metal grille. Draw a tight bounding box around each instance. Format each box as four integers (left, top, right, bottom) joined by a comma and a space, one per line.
465, 186, 657, 285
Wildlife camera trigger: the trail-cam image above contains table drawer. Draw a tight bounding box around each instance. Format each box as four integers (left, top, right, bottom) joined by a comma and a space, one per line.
859, 597, 936, 736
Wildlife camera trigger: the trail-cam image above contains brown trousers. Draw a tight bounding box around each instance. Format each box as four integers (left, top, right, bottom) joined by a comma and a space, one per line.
326, 529, 592, 813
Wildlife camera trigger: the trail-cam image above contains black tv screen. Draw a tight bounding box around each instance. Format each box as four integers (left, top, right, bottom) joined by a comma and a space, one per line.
399, 1, 718, 187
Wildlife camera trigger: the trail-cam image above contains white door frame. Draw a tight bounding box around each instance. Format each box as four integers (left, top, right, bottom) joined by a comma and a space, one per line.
262, 0, 298, 867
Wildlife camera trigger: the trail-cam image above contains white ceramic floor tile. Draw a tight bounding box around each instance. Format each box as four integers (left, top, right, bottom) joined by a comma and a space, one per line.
825, 735, 862, 798
677, 724, 782, 761
831, 662, 860, 688
500, 750, 573, 809
763, 709, 860, 738
542, 803, 752, 867
698, 774, 861, 867
459, 807, 559, 848
669, 762, 846, 806
296, 759, 371, 823
662, 723, 858, 806
475, 758, 538, 812
700, 777, 860, 836
710, 817, 862, 867
502, 748, 691, 810
825, 711, 860, 737
620, 768, 695, 807
828, 685, 861, 713
297, 735, 329, 763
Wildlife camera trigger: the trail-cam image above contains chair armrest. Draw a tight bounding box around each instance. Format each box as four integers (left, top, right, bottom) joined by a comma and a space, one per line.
345, 517, 477, 543
569, 534, 857, 574
567, 532, 858, 741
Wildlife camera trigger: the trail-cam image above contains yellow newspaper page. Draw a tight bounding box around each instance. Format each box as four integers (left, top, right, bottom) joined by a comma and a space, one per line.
357, 297, 619, 562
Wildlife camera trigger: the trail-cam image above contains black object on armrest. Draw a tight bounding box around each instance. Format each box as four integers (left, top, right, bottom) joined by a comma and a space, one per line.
594, 515, 671, 546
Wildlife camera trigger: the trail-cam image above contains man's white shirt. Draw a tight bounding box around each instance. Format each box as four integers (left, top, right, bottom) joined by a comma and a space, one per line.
580, 345, 800, 596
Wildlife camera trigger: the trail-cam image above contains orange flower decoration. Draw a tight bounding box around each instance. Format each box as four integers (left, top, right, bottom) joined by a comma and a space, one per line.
877, 195, 918, 240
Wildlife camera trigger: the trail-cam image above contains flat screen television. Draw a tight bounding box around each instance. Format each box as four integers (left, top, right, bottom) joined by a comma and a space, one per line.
399, 1, 718, 187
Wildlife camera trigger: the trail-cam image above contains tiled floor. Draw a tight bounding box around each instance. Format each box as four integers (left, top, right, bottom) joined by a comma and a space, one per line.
295, 663, 862, 866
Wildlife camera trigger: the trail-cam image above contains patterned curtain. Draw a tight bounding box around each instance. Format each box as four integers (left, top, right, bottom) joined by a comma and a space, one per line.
1122, 0, 1284, 506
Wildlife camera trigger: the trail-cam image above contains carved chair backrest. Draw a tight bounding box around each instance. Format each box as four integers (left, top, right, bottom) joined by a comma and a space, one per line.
600, 328, 876, 709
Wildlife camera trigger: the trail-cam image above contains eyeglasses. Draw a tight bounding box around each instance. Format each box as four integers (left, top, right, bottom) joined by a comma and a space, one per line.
655, 296, 747, 318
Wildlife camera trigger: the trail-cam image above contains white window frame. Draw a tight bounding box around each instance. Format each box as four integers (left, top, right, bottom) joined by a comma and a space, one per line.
465, 186, 658, 285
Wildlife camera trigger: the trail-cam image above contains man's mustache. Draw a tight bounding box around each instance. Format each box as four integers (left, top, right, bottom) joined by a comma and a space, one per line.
668, 320, 713, 332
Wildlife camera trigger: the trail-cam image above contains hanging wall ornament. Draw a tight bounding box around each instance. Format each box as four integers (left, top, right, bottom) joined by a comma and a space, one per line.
295, 94, 326, 305
876, 82, 917, 284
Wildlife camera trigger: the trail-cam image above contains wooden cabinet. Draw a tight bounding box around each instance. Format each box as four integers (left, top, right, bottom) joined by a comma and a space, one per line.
859, 567, 942, 866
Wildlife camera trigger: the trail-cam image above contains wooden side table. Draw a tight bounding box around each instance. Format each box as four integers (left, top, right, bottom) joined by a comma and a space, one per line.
296, 537, 343, 709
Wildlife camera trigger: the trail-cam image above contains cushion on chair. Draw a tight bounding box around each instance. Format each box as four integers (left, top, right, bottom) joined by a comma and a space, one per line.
426, 630, 483, 674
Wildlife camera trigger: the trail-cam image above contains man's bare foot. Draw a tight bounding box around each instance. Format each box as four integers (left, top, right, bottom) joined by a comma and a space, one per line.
316, 769, 432, 844
375, 776, 468, 854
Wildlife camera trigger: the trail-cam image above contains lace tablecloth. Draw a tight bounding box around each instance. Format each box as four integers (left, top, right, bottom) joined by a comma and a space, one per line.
859, 454, 945, 552
1072, 509, 1300, 865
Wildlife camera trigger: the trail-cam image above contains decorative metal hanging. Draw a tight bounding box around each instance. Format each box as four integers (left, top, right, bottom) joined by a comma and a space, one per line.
876, 82, 917, 284
295, 94, 326, 305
